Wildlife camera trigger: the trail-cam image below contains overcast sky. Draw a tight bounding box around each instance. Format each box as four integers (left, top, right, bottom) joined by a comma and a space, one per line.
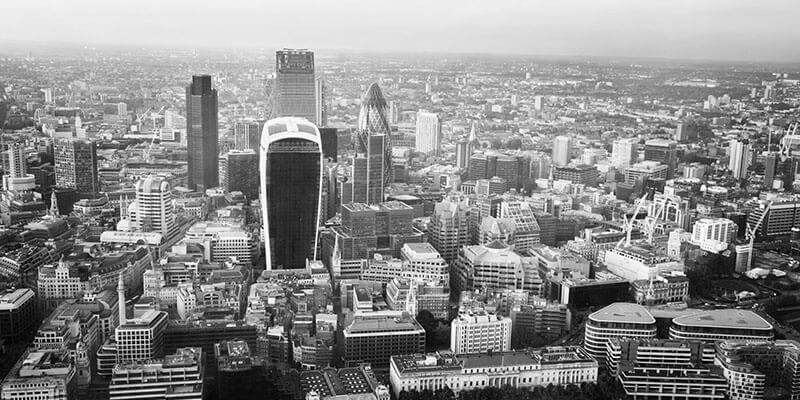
4, 0, 800, 62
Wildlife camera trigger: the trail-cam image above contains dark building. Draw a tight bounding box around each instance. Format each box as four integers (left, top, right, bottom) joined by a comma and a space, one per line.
765, 153, 778, 189
0, 289, 37, 343
275, 49, 317, 124
53, 139, 99, 194
644, 139, 678, 179
356, 83, 393, 189
260, 118, 323, 269
319, 127, 338, 161
533, 211, 557, 246
553, 164, 598, 187
164, 320, 257, 382
186, 75, 219, 191
219, 150, 259, 200
215, 340, 276, 400
468, 153, 497, 181
343, 313, 425, 370
351, 134, 387, 204
559, 277, 629, 309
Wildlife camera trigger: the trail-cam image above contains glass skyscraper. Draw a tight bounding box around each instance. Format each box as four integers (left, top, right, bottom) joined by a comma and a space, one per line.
260, 117, 323, 269
186, 75, 219, 191
356, 83, 393, 192
274, 49, 317, 124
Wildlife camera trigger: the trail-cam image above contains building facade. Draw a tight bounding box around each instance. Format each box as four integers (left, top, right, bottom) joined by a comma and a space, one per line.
186, 75, 219, 191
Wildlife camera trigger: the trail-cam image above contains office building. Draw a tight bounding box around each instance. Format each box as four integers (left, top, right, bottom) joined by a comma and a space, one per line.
584, 303, 656, 362
319, 127, 339, 161
183, 222, 257, 265
765, 152, 779, 189
553, 164, 597, 187
127, 176, 177, 239
611, 138, 638, 168
450, 311, 511, 354
452, 240, 541, 296
643, 139, 677, 179
389, 347, 597, 397
357, 83, 393, 187
400, 242, 449, 283
499, 201, 541, 252
3, 144, 35, 191
691, 218, 738, 253
315, 76, 327, 127
0, 288, 37, 343
748, 197, 800, 237
342, 312, 425, 369
630, 275, 689, 305
115, 277, 168, 363
468, 152, 498, 181
728, 140, 751, 180
715, 340, 800, 400
54, 138, 99, 193
1, 349, 76, 400
604, 245, 683, 282
351, 134, 387, 204
233, 119, 265, 152
218, 149, 259, 200
669, 309, 773, 343
186, 75, 219, 191
618, 363, 727, 400
260, 117, 323, 269
275, 49, 317, 124
415, 111, 441, 156
625, 161, 668, 185
109, 347, 204, 400
552, 136, 572, 166
298, 364, 388, 400
510, 301, 570, 343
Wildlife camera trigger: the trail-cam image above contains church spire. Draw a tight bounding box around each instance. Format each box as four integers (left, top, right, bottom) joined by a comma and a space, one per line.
49, 191, 59, 217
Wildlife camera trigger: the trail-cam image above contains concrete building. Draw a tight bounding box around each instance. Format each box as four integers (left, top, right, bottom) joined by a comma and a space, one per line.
54, 138, 99, 194
186, 75, 219, 191
0, 288, 37, 343
669, 309, 773, 343
218, 149, 259, 200
553, 164, 597, 187
584, 303, 656, 362
400, 243, 448, 284
728, 140, 751, 180
691, 218, 738, 253
604, 246, 683, 282
715, 340, 800, 400
552, 136, 572, 166
611, 138, 638, 168
453, 240, 540, 296
450, 311, 511, 354
342, 312, 425, 370
389, 347, 597, 397
127, 176, 177, 239
274, 49, 317, 124
428, 197, 470, 264
415, 111, 441, 156
1, 350, 76, 400
625, 161, 668, 185
109, 347, 204, 400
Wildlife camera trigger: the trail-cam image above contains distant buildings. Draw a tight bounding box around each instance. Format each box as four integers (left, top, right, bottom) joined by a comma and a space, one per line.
553, 164, 597, 187
415, 111, 441, 156
728, 139, 751, 180
643, 139, 677, 179
274, 49, 317, 124
389, 347, 597, 397
450, 311, 511, 354
552, 135, 572, 166
54, 138, 99, 194
233, 119, 265, 152
611, 138, 638, 168
260, 117, 323, 269
186, 75, 219, 191
219, 149, 259, 200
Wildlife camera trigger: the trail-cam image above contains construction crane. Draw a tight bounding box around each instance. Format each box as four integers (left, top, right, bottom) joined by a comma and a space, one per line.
142, 106, 166, 162
745, 201, 772, 270
617, 193, 650, 248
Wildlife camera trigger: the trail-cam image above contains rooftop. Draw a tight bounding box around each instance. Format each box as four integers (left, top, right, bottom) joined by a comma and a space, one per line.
672, 309, 772, 331
345, 313, 424, 335
589, 303, 655, 325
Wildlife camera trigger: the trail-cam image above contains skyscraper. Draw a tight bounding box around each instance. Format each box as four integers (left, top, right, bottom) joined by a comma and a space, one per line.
728, 139, 751, 180
552, 135, 572, 167
350, 134, 386, 204
3, 144, 35, 191
274, 49, 317, 124
186, 75, 219, 191
219, 149, 259, 200
357, 83, 393, 187
415, 111, 441, 156
233, 119, 265, 152
643, 139, 677, 179
611, 138, 638, 168
129, 176, 177, 239
315, 76, 327, 127
260, 117, 323, 269
54, 138, 99, 193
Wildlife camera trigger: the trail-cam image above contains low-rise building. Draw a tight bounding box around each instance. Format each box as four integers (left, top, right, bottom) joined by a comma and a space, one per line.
450, 311, 512, 354
1, 350, 76, 400
343, 312, 425, 370
109, 347, 204, 400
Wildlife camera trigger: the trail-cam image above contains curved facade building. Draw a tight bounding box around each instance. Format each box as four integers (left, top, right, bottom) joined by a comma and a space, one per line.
356, 83, 393, 189
669, 309, 773, 342
260, 117, 323, 269
584, 303, 656, 362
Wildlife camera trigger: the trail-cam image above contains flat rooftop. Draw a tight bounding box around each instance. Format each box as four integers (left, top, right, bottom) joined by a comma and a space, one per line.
672, 309, 772, 331
345, 314, 424, 335
590, 302, 655, 325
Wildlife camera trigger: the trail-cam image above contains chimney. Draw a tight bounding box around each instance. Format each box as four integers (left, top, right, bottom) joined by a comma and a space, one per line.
117, 272, 126, 326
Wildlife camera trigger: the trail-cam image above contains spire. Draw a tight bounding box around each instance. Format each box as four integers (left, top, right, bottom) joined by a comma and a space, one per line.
117, 272, 126, 326
49, 191, 59, 217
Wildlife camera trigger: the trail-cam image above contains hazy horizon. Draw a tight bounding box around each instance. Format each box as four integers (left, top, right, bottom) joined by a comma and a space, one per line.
3, 0, 800, 63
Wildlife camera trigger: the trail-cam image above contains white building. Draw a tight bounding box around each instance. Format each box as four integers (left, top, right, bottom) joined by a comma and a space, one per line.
400, 243, 449, 284
625, 161, 667, 185
450, 311, 512, 354
691, 218, 738, 253
109, 347, 204, 400
415, 111, 442, 156
611, 138, 638, 169
389, 347, 597, 397
183, 222, 256, 265
127, 176, 177, 239
728, 140, 751, 180
552, 136, 572, 166
584, 303, 656, 362
604, 246, 684, 282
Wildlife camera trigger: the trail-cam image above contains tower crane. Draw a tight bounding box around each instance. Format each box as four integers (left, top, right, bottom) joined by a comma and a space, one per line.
745, 201, 772, 270
617, 193, 650, 248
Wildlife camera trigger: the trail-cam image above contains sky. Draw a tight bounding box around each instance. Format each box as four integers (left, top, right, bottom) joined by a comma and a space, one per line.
3, 0, 800, 62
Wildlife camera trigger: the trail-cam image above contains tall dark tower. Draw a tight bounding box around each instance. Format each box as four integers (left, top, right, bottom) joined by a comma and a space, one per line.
186, 75, 219, 191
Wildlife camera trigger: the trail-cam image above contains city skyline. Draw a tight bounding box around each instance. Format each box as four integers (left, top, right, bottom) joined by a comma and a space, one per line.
2, 0, 800, 63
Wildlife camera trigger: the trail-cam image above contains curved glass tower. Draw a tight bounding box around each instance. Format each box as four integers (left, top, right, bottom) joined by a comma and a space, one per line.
260, 117, 323, 269
357, 83, 393, 189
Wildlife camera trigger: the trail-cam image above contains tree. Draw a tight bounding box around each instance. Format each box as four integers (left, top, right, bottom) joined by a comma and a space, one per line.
505, 138, 522, 150
490, 139, 503, 149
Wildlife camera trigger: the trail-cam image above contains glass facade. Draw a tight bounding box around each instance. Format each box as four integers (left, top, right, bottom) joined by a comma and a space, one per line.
186, 75, 219, 191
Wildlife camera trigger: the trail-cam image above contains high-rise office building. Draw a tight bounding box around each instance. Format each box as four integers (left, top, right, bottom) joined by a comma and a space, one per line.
429, 197, 470, 264
233, 119, 265, 152
3, 144, 35, 191
315, 76, 327, 127
728, 139, 751, 180
219, 149, 259, 200
643, 139, 677, 179
186, 75, 219, 191
319, 127, 339, 161
584, 303, 656, 362
357, 83, 393, 188
128, 176, 177, 239
343, 312, 424, 369
260, 117, 323, 269
350, 134, 387, 204
765, 152, 778, 189
415, 111, 441, 156
54, 138, 99, 193
611, 138, 638, 168
274, 49, 317, 124
552, 135, 572, 166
